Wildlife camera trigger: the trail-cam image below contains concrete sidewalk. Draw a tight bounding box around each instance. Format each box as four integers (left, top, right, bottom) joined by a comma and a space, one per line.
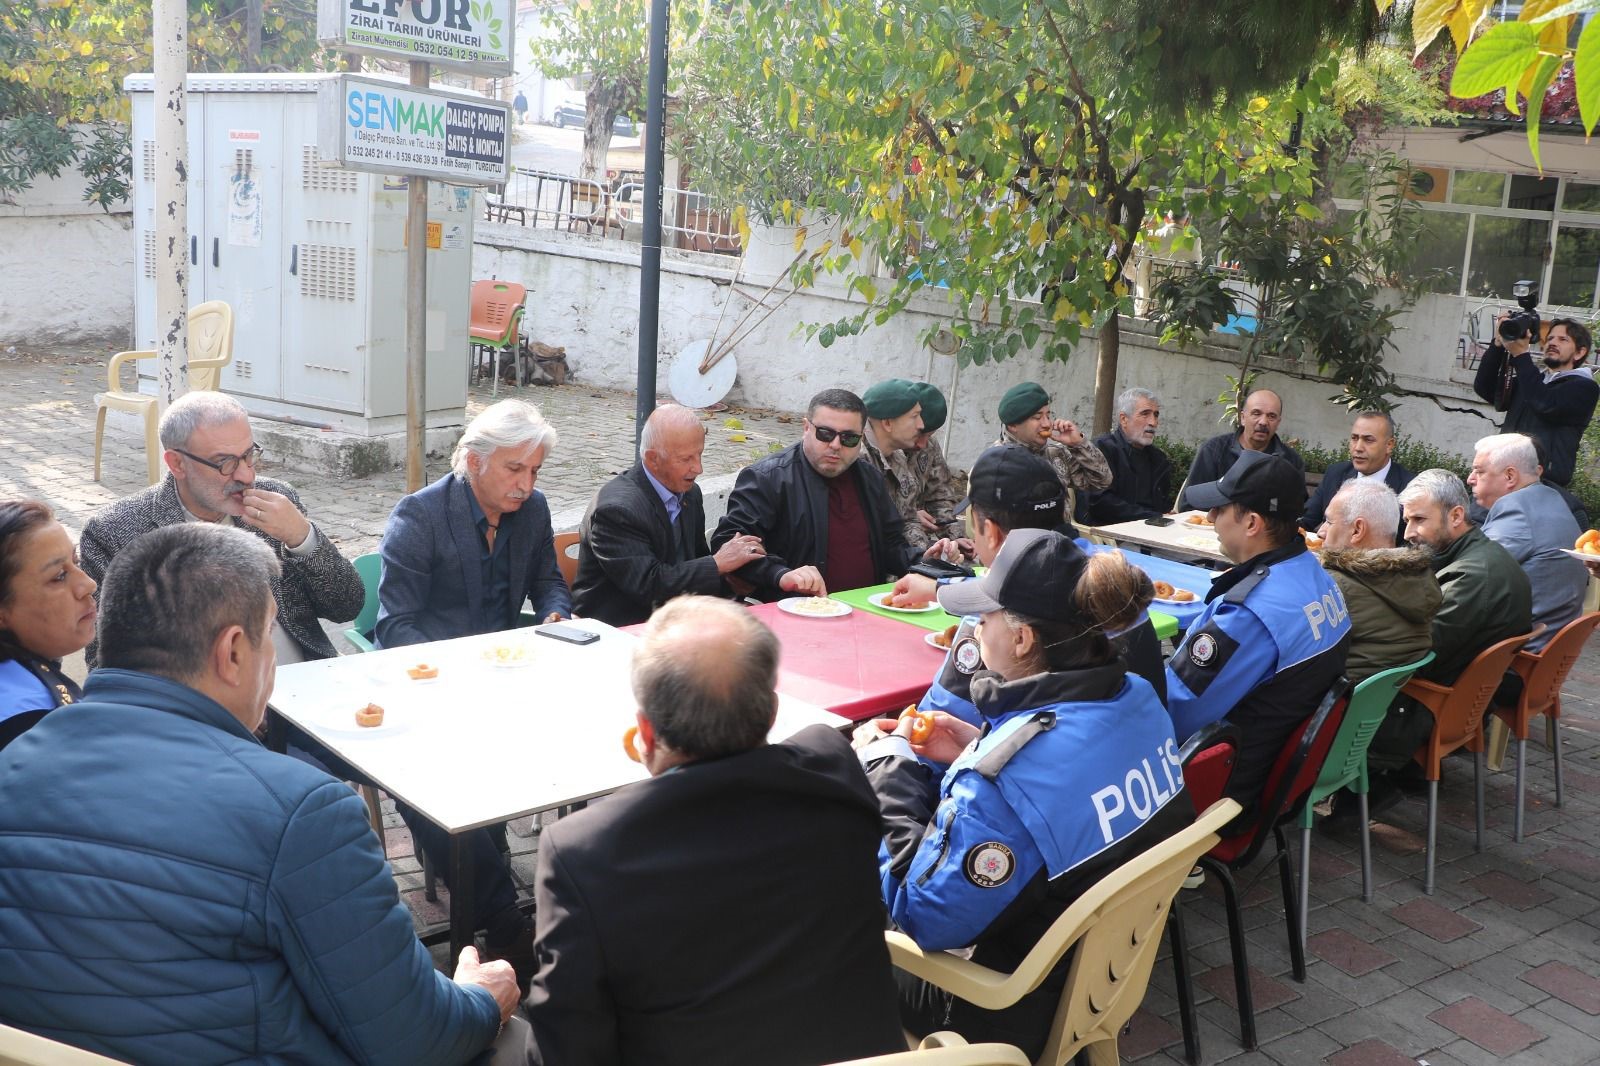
4, 348, 1599, 1064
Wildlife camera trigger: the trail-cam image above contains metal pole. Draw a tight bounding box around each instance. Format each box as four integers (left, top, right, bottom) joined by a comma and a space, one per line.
635, 0, 670, 456
153, 0, 189, 409
405, 60, 430, 492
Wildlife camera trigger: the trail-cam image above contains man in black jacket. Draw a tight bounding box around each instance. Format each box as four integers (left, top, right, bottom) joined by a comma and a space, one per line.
1473, 316, 1596, 487
1178, 389, 1304, 511
712, 388, 923, 599
1300, 410, 1413, 534
525, 596, 905, 1066
572, 405, 763, 625
1084, 386, 1173, 523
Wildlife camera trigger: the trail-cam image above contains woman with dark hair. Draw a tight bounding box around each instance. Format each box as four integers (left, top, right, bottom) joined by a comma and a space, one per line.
0, 500, 97, 751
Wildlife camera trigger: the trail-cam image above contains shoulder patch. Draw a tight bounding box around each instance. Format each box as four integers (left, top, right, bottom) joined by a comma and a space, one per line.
964, 841, 1015, 888
1189, 632, 1218, 667
952, 636, 983, 675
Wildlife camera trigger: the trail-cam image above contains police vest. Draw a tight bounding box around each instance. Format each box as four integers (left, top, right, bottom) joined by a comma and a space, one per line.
918, 615, 983, 726
1225, 549, 1350, 670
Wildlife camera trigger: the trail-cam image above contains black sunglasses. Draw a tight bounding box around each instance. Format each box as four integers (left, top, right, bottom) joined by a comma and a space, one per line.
811, 425, 864, 448
174, 443, 263, 478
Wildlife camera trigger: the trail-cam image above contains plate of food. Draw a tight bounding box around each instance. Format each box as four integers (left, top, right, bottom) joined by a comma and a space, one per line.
1151, 580, 1198, 604
869, 591, 939, 614
777, 596, 853, 618
481, 643, 537, 668
925, 624, 960, 651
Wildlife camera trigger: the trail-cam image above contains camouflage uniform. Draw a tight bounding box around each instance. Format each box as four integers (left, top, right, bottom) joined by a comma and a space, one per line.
993, 430, 1113, 519
862, 436, 965, 552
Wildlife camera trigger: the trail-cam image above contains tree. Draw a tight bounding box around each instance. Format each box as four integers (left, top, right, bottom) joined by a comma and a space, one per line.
681, 0, 1325, 434
0, 0, 324, 208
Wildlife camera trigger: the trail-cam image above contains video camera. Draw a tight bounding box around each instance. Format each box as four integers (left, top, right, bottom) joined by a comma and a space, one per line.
1497, 279, 1541, 344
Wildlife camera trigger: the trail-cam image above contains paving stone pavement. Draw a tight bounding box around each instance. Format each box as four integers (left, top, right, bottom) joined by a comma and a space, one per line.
5, 347, 1600, 1064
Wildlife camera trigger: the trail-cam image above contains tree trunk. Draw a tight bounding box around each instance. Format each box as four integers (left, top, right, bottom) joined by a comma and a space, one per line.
1093, 310, 1119, 436
243, 0, 262, 70
580, 89, 619, 185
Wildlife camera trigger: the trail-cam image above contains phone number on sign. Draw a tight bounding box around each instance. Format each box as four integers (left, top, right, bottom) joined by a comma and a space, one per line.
347, 145, 446, 167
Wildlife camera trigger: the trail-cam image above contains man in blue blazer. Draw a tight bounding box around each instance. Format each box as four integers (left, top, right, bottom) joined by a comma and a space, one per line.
375, 399, 573, 989
1300, 410, 1413, 534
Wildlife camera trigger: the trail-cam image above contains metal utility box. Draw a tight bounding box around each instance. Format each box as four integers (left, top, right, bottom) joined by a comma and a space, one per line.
127, 72, 474, 435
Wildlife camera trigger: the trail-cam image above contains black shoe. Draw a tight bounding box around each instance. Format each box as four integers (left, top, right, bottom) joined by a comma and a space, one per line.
484, 913, 535, 998
1366, 779, 1405, 821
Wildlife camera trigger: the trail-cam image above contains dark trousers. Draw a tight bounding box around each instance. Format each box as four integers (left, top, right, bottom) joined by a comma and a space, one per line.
394, 802, 523, 941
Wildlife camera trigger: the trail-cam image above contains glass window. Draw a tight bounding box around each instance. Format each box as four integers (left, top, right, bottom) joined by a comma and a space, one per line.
1466, 216, 1549, 298
1451, 170, 1506, 207
1562, 181, 1600, 214
1508, 174, 1558, 211
1549, 225, 1600, 310
1412, 210, 1469, 294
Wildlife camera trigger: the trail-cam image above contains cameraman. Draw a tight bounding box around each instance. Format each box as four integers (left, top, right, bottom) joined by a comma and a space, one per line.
1473, 315, 1597, 487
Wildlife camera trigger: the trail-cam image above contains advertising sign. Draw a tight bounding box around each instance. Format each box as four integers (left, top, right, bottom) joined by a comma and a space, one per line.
318, 75, 511, 185
318, 0, 515, 74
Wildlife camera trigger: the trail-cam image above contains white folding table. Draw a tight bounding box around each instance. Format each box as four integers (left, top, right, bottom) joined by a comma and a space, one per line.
1082, 510, 1232, 566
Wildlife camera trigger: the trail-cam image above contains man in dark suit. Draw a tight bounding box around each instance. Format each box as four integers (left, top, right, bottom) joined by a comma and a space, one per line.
572, 404, 763, 626
524, 596, 905, 1066
1300, 410, 1413, 534
1178, 388, 1304, 511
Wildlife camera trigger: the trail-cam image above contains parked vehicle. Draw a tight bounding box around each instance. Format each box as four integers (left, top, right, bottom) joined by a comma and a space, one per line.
552, 100, 635, 135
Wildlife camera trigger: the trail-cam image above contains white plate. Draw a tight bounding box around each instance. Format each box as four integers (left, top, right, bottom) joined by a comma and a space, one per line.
869, 591, 938, 614
924, 631, 955, 651
1153, 593, 1200, 606
777, 597, 852, 618
299, 701, 413, 739
480, 644, 538, 668
1561, 548, 1599, 563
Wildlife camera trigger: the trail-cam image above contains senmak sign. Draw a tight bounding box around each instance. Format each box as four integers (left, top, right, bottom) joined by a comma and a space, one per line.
317, 0, 515, 73
317, 75, 510, 185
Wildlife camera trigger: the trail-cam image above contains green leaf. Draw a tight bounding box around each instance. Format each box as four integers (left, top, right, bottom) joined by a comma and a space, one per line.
1521, 54, 1561, 168
1450, 22, 1540, 99
1578, 16, 1600, 137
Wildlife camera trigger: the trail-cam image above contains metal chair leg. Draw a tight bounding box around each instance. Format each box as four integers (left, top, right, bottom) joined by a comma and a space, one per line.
1424, 779, 1438, 895
1298, 824, 1312, 963
1358, 790, 1373, 903
1275, 825, 1307, 982
1514, 737, 1527, 843
1474, 749, 1485, 853
1166, 904, 1201, 1065
1201, 857, 1256, 1049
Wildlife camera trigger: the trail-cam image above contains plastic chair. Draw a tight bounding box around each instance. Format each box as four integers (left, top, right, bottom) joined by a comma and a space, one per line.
1488, 612, 1600, 842
1299, 653, 1434, 912
1400, 628, 1537, 894
554, 530, 581, 587
93, 300, 235, 486
826, 1034, 1029, 1065
0, 1023, 125, 1064
468, 280, 527, 396
885, 797, 1243, 1066
343, 553, 383, 654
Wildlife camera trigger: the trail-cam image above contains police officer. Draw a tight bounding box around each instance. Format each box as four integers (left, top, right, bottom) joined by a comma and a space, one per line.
1166, 451, 1351, 813
856, 529, 1192, 1058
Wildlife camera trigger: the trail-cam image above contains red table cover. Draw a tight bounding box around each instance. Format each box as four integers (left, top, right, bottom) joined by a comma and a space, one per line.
748, 601, 941, 722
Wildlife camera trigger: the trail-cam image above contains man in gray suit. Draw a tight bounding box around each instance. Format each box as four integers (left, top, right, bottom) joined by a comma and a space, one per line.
1470, 433, 1587, 651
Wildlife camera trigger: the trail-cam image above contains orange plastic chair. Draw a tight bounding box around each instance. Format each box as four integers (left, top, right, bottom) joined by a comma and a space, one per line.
468, 280, 526, 395
554, 530, 581, 587
1488, 611, 1600, 842
1400, 628, 1537, 894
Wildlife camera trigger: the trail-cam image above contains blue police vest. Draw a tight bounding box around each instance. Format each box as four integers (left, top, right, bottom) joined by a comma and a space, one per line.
918, 616, 983, 726
1227, 549, 1349, 670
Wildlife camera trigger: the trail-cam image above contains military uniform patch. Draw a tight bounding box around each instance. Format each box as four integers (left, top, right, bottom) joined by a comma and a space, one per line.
1189, 632, 1218, 667
964, 842, 1015, 888
953, 637, 983, 674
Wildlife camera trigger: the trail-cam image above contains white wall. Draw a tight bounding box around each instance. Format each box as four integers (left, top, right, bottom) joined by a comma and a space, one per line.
0, 166, 134, 350
475, 222, 1506, 469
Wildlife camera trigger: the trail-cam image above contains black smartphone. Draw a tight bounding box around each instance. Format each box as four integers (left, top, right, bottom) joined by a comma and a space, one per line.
536, 622, 599, 646
1144, 516, 1175, 527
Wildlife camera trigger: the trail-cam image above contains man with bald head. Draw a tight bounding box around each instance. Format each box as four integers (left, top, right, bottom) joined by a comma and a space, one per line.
573, 404, 764, 626
1179, 388, 1305, 510
524, 596, 904, 1066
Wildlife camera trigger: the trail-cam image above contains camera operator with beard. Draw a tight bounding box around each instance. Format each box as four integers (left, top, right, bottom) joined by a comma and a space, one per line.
1473, 306, 1597, 488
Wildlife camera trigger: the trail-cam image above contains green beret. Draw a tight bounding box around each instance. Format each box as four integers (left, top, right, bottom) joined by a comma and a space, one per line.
862, 378, 920, 419
998, 381, 1050, 426
908, 382, 947, 433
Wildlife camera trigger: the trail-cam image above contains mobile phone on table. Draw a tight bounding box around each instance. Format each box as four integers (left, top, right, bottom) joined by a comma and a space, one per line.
536, 622, 599, 646
1144, 516, 1175, 527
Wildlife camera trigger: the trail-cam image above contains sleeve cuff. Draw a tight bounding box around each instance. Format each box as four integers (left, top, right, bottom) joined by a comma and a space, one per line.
283, 524, 319, 556
859, 734, 915, 765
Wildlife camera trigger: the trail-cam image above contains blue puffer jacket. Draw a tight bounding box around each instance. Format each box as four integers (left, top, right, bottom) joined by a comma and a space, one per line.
0, 669, 499, 1064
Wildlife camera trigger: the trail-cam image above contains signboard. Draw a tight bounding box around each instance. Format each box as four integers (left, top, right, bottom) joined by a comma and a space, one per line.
317, 75, 511, 185
318, 0, 514, 74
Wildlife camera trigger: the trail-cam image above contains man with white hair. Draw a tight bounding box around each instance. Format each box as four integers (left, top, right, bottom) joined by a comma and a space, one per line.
81, 390, 364, 667
1468, 432, 1586, 650
1085, 386, 1173, 522
572, 404, 763, 626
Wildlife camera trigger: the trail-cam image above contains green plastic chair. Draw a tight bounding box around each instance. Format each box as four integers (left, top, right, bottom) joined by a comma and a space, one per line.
1297, 651, 1434, 924
343, 552, 382, 653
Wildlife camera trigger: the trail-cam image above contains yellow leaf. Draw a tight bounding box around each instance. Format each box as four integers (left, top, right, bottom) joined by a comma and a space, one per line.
1412, 0, 1459, 55
957, 64, 974, 91
1078, 311, 1093, 327
1538, 15, 1570, 54
780, 199, 792, 222
78, 40, 92, 56
1448, 4, 1477, 51
762, 57, 773, 80
1027, 219, 1048, 248
849, 237, 863, 259
1374, 0, 1395, 14
1247, 96, 1269, 113
1052, 300, 1073, 323
1103, 260, 1118, 282
734, 206, 750, 247
793, 226, 808, 252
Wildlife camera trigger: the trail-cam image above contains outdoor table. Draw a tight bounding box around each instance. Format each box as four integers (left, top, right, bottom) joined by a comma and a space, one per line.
839, 576, 1186, 641
1082, 510, 1231, 566
265, 618, 845, 963
1079, 544, 1217, 632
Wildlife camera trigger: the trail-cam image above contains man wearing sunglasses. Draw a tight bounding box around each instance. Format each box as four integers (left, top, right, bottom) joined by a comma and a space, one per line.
81, 391, 364, 667
713, 388, 923, 600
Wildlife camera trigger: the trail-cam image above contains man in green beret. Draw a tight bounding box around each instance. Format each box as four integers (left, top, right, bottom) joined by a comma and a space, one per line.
994, 381, 1111, 520
861, 380, 968, 554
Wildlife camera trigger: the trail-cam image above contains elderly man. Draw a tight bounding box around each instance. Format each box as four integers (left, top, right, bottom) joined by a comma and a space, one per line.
80, 391, 363, 667
572, 404, 761, 626
1301, 410, 1414, 533
0, 524, 521, 1064
1468, 433, 1586, 650
1178, 389, 1305, 511
860, 380, 965, 552
1166, 451, 1350, 811
712, 388, 922, 600
1085, 387, 1173, 523
525, 597, 904, 1066
1474, 316, 1596, 486
377, 398, 570, 646
993, 381, 1112, 517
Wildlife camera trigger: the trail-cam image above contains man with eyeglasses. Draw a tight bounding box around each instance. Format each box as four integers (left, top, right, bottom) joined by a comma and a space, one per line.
81, 391, 363, 667
713, 388, 923, 600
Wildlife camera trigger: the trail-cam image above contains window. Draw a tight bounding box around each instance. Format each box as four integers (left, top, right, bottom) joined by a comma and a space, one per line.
1507, 174, 1558, 211
1562, 182, 1600, 214
1451, 170, 1505, 207
1414, 211, 1468, 294
1466, 216, 1548, 298
1549, 225, 1600, 309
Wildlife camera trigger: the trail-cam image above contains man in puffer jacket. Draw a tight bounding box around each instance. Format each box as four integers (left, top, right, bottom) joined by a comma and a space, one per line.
1315, 479, 1441, 685
0, 524, 520, 1065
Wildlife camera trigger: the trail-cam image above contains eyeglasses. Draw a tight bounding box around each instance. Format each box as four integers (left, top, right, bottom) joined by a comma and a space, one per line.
811, 425, 864, 448
174, 443, 263, 478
